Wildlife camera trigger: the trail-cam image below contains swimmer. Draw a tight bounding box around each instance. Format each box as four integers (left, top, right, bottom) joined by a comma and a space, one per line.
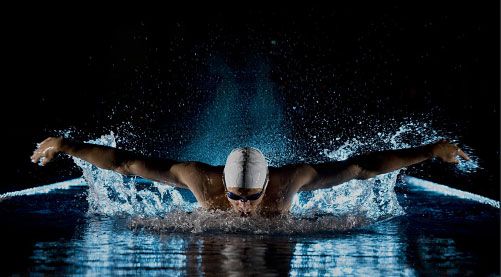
31, 137, 469, 216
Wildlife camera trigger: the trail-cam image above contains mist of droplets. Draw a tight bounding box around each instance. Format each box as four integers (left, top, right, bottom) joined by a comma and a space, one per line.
69, 125, 480, 234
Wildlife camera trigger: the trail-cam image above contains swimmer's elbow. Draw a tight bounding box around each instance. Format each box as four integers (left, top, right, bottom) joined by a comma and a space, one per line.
113, 162, 134, 176
113, 157, 141, 176
356, 170, 378, 180
350, 163, 377, 180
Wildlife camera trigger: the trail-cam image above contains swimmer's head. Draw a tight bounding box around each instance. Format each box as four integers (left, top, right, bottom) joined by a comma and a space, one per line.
223, 147, 269, 215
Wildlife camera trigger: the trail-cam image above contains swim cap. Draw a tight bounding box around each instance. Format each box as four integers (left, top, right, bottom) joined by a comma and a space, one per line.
223, 147, 269, 189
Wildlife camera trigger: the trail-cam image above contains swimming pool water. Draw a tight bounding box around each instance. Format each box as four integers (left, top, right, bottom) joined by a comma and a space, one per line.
0, 178, 498, 276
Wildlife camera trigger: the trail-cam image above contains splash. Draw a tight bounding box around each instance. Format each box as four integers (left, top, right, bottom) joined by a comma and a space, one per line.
73, 133, 197, 216
74, 132, 408, 222
67, 120, 483, 235
180, 57, 293, 166
129, 210, 370, 234
290, 120, 481, 221
66, 56, 481, 230
291, 172, 403, 221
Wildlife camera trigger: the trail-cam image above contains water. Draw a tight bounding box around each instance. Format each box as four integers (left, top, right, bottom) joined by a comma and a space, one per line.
1, 176, 498, 276
4, 118, 494, 275
5, 56, 498, 274
68, 127, 480, 221
2, 130, 499, 275
2, 129, 499, 275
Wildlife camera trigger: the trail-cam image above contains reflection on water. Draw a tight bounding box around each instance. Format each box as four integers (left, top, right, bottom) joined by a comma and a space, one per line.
25, 209, 497, 276
1, 181, 498, 275
289, 227, 416, 276
31, 217, 417, 276
31, 218, 190, 276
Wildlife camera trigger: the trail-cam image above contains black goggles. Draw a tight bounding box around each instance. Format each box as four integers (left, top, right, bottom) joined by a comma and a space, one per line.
223, 175, 269, 202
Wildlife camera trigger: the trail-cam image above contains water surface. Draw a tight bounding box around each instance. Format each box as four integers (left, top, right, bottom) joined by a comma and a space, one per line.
1, 178, 498, 276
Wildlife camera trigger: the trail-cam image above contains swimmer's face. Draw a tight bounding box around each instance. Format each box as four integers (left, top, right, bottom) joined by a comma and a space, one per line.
226, 187, 265, 216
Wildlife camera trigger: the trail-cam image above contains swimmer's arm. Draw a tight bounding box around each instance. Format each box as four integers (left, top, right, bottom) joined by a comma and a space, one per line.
31, 137, 207, 189
300, 140, 469, 191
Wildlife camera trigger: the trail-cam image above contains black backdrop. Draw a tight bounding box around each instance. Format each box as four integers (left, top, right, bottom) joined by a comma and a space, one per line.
2, 2, 499, 199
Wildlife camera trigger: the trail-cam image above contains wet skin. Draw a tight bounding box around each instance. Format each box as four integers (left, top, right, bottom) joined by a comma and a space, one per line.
31, 137, 469, 216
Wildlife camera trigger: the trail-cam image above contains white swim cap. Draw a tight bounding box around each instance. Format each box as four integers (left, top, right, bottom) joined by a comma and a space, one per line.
223, 147, 269, 189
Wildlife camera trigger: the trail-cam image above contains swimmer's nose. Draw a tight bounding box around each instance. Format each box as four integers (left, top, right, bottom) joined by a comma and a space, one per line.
236, 201, 252, 212
237, 201, 251, 207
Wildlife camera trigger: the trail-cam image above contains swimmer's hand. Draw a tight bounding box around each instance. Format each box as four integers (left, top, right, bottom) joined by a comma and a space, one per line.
431, 140, 470, 164
31, 137, 63, 166
29, 137, 199, 190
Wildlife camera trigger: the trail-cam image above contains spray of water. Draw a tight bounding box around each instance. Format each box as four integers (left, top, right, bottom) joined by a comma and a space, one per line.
64, 57, 481, 234
69, 123, 480, 234
73, 133, 198, 216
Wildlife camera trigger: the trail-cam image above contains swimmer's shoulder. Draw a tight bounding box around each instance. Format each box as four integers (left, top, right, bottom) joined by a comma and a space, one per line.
173, 162, 227, 207
269, 163, 316, 177
269, 164, 317, 189
171, 162, 224, 190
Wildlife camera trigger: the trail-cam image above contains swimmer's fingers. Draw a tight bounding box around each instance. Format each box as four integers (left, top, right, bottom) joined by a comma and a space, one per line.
36, 137, 55, 150
30, 146, 45, 164
41, 150, 55, 166
457, 148, 470, 161
432, 141, 471, 164
442, 146, 469, 164
30, 152, 41, 164
31, 147, 57, 166
30, 148, 46, 165
30, 137, 61, 166
447, 145, 463, 164
31, 143, 46, 164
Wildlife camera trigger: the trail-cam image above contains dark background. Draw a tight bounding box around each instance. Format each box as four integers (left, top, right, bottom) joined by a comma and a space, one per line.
2, 2, 499, 199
